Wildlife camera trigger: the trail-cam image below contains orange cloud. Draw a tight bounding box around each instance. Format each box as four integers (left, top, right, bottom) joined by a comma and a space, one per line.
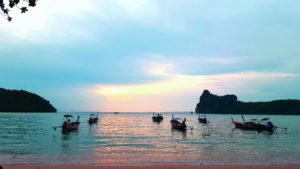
93, 61, 299, 112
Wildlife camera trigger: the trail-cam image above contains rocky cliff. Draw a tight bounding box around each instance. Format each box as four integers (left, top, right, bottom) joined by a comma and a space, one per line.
0, 88, 57, 112
195, 90, 300, 115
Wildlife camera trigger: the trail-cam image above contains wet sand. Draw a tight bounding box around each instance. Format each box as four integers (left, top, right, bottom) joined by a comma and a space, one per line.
3, 165, 300, 169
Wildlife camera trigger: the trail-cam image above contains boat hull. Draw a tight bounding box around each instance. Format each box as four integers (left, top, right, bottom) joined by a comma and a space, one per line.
232, 119, 274, 132
88, 118, 98, 124
198, 118, 207, 124
152, 116, 163, 122
62, 122, 80, 132
170, 119, 187, 131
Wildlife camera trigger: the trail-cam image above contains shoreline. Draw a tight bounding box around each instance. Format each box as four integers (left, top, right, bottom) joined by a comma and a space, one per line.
3, 164, 300, 169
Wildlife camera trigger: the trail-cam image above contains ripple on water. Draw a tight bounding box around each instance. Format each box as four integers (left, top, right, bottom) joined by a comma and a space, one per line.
0, 112, 299, 165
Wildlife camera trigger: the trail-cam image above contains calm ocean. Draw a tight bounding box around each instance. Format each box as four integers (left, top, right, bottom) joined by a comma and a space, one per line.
0, 112, 299, 165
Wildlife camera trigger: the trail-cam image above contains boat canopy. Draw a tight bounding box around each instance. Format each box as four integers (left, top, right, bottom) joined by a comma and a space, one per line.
261, 118, 270, 121
250, 119, 258, 122
172, 117, 183, 123
64, 114, 73, 118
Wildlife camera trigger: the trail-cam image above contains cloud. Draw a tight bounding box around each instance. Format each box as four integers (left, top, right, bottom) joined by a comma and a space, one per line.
93, 59, 299, 111
138, 53, 250, 76
97, 71, 298, 97
1, 0, 221, 44
2, 0, 300, 111
32, 67, 299, 112
0, 0, 173, 44
104, 0, 160, 23
0, 0, 96, 43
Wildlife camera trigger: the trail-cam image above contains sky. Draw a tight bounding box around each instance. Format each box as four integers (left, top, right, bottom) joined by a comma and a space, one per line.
1, 0, 300, 112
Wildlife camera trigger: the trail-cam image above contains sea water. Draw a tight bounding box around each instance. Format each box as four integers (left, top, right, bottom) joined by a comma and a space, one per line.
0, 112, 299, 165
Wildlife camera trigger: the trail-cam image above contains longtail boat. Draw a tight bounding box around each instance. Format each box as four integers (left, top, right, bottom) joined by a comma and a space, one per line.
88, 114, 99, 124
61, 114, 80, 132
152, 113, 163, 122
198, 114, 207, 124
231, 115, 275, 132
170, 115, 192, 131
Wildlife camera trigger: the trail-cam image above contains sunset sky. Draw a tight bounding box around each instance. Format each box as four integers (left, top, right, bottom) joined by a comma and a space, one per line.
1, 0, 300, 112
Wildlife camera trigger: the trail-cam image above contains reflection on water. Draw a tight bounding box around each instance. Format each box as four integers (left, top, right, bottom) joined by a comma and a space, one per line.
0, 112, 299, 165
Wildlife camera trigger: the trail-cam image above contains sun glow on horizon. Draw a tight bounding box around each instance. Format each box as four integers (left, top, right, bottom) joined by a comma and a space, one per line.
96, 62, 206, 97
97, 75, 206, 97
92, 65, 299, 112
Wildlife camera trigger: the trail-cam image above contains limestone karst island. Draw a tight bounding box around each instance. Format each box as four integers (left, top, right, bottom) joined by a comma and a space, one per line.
0, 88, 57, 112
196, 90, 300, 115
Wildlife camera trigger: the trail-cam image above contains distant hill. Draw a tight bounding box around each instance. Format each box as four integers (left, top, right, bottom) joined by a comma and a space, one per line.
0, 88, 57, 112
195, 90, 300, 115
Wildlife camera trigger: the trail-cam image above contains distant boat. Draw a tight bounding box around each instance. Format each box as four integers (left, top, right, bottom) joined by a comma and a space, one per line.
114, 112, 120, 114
152, 113, 163, 122
170, 115, 192, 131
61, 114, 80, 132
190, 111, 193, 114
88, 114, 99, 124
198, 114, 207, 124
231, 115, 275, 132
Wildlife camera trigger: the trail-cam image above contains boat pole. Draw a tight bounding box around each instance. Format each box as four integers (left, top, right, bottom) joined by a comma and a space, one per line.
187, 126, 193, 131
275, 125, 287, 131
52, 126, 62, 130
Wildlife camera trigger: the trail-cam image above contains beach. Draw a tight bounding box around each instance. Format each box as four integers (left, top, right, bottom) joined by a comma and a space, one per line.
3, 165, 300, 169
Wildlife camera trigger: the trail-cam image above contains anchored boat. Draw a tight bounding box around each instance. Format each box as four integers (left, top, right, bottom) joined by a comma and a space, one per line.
170, 115, 192, 131
88, 114, 99, 124
198, 114, 207, 124
231, 115, 275, 132
61, 114, 80, 132
152, 113, 163, 122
